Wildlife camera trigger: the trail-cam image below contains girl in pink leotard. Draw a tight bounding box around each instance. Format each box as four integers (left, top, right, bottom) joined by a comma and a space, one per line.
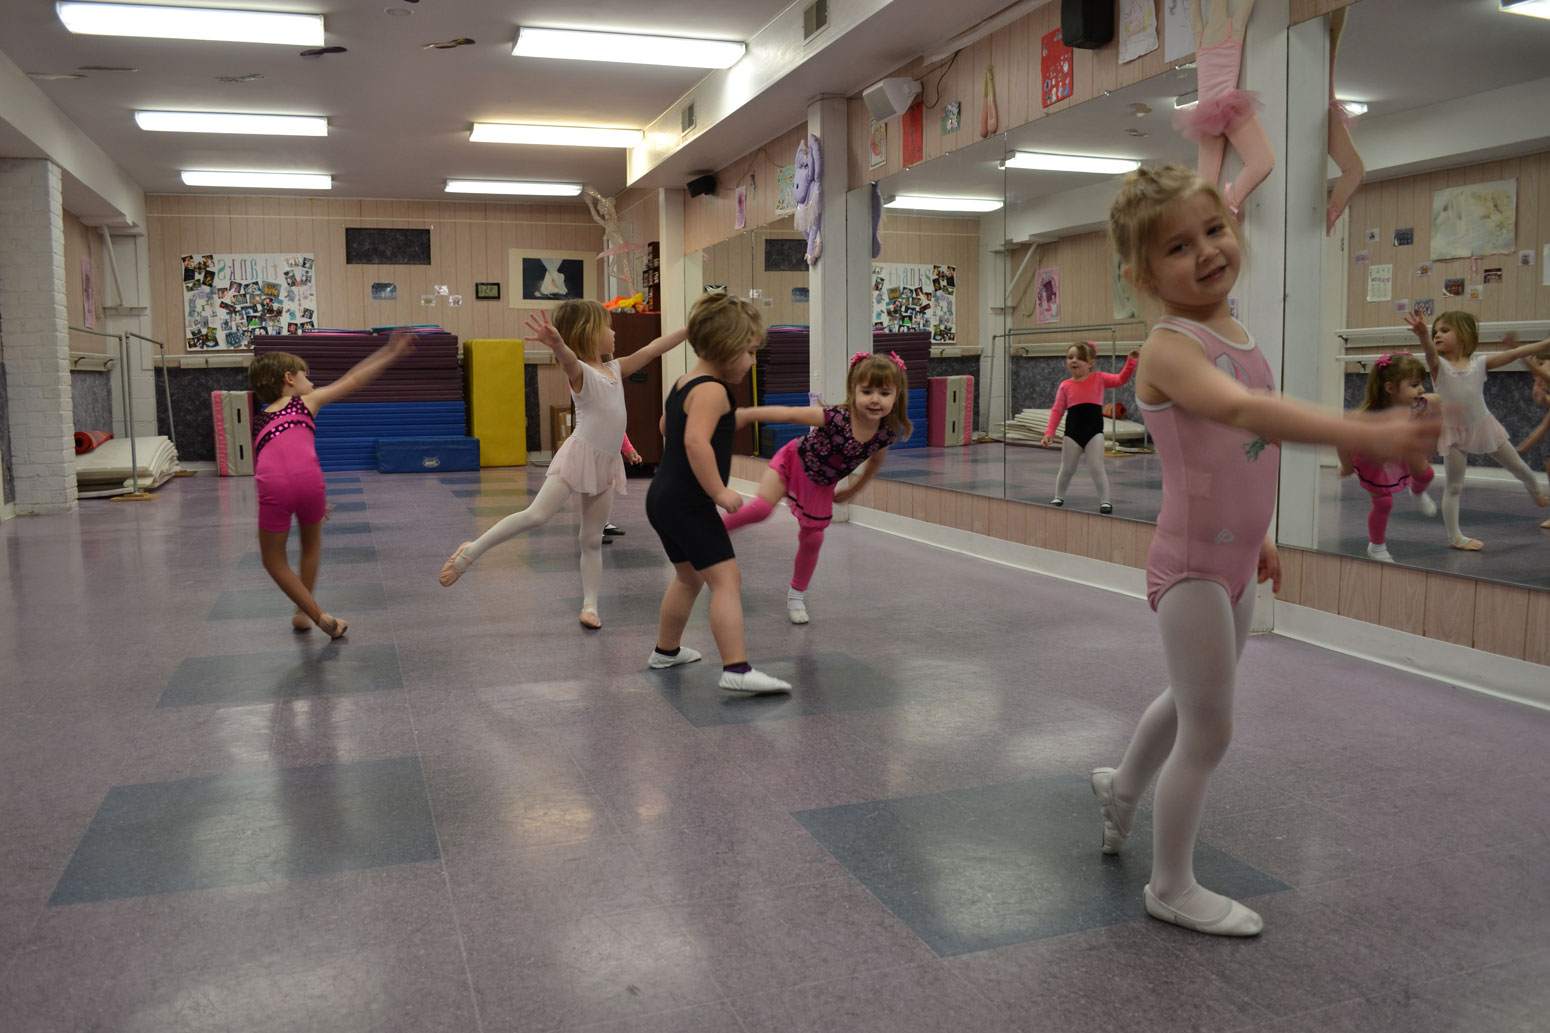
1335, 352, 1439, 564
250, 333, 415, 639
1090, 165, 1438, 938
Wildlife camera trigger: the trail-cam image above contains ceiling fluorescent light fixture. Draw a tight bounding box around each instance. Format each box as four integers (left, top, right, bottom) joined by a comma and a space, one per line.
445, 180, 582, 196
470, 122, 642, 147
885, 195, 1002, 213
513, 27, 744, 69
1005, 152, 1139, 175
56, 2, 324, 45
135, 111, 327, 136
180, 170, 331, 190
1500, 0, 1550, 20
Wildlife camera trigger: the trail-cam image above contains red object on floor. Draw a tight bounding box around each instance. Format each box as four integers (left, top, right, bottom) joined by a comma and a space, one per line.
73, 430, 112, 454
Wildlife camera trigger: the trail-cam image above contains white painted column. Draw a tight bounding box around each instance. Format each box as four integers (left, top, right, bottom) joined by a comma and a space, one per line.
0, 158, 77, 514
657, 186, 690, 398
807, 96, 850, 403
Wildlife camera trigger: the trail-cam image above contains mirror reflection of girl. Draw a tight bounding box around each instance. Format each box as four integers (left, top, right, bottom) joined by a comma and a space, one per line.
1404, 311, 1550, 550
1514, 356, 1550, 530
721, 352, 912, 624
1335, 352, 1438, 563
1094, 164, 1438, 938
1174, 0, 1274, 220
1040, 343, 1139, 513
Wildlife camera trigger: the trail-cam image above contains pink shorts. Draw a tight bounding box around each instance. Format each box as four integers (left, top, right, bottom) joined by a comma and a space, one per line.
770, 439, 836, 529
255, 465, 327, 532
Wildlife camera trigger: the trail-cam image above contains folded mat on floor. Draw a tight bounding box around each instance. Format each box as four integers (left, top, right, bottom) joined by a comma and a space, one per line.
75, 436, 180, 496
999, 408, 1149, 445
73, 430, 113, 454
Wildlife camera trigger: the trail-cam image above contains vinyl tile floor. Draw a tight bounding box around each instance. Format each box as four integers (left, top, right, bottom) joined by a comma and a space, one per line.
2, 466, 1548, 1032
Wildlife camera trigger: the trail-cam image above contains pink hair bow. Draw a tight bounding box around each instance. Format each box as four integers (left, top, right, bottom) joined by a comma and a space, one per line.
849, 350, 909, 371
1374, 350, 1410, 368
849, 351, 871, 368
887, 350, 907, 371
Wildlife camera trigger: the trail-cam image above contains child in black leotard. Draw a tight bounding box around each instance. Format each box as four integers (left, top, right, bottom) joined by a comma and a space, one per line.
1040, 343, 1139, 513
645, 293, 791, 694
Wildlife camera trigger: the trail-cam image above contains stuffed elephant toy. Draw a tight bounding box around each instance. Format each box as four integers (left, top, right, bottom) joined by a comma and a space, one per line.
793, 133, 822, 265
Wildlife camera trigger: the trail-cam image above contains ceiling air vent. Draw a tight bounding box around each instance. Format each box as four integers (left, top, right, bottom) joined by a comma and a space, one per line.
803, 0, 829, 42
681, 102, 696, 136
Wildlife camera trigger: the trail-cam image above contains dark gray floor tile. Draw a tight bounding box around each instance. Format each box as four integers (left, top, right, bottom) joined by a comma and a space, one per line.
794, 775, 1287, 956
329, 500, 368, 513
48, 757, 438, 905
207, 582, 386, 619
646, 651, 922, 727
158, 642, 403, 706
236, 543, 379, 568
450, 487, 536, 499
327, 486, 364, 495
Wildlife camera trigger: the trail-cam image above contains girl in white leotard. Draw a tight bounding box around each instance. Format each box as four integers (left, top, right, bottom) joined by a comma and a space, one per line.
1403, 310, 1550, 550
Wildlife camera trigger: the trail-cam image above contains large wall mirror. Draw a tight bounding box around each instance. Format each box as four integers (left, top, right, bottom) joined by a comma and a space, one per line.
1286, 0, 1550, 593
858, 66, 1198, 527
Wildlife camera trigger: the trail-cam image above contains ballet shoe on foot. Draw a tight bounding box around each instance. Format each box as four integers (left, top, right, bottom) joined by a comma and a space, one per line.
1224, 183, 1242, 222
318, 613, 349, 640
1541, 518, 1550, 530
578, 606, 602, 630
1326, 205, 1341, 235
1144, 884, 1263, 937
1533, 492, 1550, 508
1090, 767, 1135, 855
291, 611, 312, 631
439, 542, 474, 586
1412, 490, 1437, 518
1449, 537, 1484, 551
1365, 542, 1394, 563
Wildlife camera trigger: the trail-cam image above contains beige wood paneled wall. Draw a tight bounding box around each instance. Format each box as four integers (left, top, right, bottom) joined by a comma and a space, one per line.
684, 123, 808, 255
145, 195, 603, 353
1290, 0, 1359, 25
1003, 229, 1118, 331
730, 453, 1547, 666
876, 213, 981, 349
848, 1, 1186, 191
64, 210, 107, 354
1344, 150, 1550, 329
614, 187, 660, 294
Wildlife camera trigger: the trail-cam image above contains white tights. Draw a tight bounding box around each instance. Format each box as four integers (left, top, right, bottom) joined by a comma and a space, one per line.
458, 476, 614, 609
1111, 579, 1255, 906
1441, 445, 1547, 544
1054, 435, 1109, 502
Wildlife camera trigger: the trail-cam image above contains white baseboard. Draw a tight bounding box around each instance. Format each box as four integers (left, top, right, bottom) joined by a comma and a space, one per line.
727, 477, 1548, 710
1273, 601, 1549, 712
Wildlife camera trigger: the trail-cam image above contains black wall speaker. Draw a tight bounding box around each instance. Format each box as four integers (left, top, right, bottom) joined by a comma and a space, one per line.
686, 174, 717, 197
1061, 0, 1114, 49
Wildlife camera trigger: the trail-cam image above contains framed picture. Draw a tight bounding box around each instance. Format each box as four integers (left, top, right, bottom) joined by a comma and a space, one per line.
474, 281, 501, 300
508, 249, 599, 309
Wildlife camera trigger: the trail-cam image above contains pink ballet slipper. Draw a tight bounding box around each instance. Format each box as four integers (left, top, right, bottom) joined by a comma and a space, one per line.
1223, 182, 1242, 222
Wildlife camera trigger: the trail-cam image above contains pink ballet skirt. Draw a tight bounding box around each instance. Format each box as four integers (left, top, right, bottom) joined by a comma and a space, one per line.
1437, 415, 1509, 456
1173, 38, 1262, 141
546, 435, 627, 496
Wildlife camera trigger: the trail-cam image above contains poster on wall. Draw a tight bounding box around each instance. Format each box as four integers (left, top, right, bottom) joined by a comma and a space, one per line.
81, 256, 96, 329
1119, 0, 1159, 64
1163, 0, 1192, 62
1112, 252, 1141, 320
871, 262, 956, 343
1041, 28, 1073, 108
182, 253, 315, 349
508, 249, 598, 308
1035, 267, 1060, 323
869, 121, 887, 169
1366, 262, 1393, 302
1430, 179, 1516, 260
774, 164, 797, 216
902, 100, 924, 167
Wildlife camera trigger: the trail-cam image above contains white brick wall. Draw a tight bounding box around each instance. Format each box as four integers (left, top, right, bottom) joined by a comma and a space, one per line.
0, 158, 77, 514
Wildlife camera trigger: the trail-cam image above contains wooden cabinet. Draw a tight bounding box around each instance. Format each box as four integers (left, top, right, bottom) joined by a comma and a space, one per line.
609, 312, 756, 462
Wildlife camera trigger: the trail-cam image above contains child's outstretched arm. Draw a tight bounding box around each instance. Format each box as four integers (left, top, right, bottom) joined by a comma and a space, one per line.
1484, 332, 1550, 371
1403, 312, 1439, 379
834, 449, 887, 503
1335, 446, 1355, 477
524, 310, 584, 393
1517, 411, 1550, 454
305, 332, 414, 411
682, 381, 742, 512
1096, 350, 1141, 388
1141, 327, 1440, 464
1525, 355, 1550, 389
616, 327, 689, 378
734, 405, 825, 430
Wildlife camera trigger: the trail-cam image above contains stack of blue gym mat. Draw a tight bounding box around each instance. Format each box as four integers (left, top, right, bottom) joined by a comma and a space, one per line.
754, 328, 811, 458
876, 330, 931, 450
250, 330, 478, 471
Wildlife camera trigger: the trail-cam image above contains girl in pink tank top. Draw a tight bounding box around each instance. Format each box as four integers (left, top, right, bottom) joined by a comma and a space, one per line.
1090, 165, 1439, 939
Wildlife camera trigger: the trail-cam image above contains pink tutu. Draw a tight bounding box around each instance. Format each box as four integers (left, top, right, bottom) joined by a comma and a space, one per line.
1173, 90, 1263, 141
1437, 415, 1510, 456
546, 435, 627, 496
770, 439, 835, 528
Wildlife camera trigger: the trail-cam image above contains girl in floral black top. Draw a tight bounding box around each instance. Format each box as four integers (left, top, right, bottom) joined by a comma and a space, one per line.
725, 352, 913, 623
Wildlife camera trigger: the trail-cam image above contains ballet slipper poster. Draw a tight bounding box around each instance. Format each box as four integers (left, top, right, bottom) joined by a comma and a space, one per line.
1035, 267, 1059, 324
1041, 28, 1072, 108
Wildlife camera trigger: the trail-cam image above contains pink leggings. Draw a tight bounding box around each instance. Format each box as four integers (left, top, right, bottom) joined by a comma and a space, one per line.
722, 496, 827, 590
1366, 465, 1435, 544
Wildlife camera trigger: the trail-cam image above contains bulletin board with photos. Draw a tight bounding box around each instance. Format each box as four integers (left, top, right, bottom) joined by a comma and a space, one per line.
182, 253, 317, 349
